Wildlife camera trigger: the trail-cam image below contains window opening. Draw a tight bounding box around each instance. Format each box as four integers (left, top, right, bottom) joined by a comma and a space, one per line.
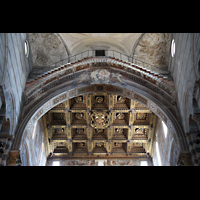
140, 161, 148, 166
24, 40, 29, 57
171, 39, 175, 57
52, 161, 60, 166
162, 121, 168, 138
96, 160, 107, 166
95, 50, 105, 56
156, 141, 162, 166
98, 161, 104, 166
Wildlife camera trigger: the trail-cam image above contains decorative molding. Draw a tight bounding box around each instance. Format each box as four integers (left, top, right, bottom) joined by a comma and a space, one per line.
157, 108, 168, 124
24, 57, 176, 107
134, 93, 148, 106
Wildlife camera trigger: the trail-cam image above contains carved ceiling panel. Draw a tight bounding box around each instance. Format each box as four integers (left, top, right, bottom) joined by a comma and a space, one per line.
45, 93, 157, 161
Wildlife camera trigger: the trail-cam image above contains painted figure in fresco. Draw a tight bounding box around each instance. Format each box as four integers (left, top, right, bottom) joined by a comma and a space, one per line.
110, 72, 127, 86
91, 69, 111, 84
76, 71, 91, 85
75, 69, 127, 86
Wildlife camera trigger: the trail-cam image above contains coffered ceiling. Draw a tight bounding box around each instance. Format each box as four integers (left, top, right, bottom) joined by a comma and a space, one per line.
45, 93, 157, 162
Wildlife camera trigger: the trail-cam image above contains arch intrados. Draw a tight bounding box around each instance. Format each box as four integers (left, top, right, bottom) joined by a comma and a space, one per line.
13, 83, 187, 154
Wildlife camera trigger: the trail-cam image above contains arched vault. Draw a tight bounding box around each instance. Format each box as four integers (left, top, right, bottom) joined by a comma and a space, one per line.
11, 57, 188, 154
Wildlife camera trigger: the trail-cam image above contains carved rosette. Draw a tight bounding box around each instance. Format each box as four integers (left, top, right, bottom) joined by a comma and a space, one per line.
91, 111, 110, 129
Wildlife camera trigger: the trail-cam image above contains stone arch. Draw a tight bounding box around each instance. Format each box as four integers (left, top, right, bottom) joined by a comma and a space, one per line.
12, 82, 188, 158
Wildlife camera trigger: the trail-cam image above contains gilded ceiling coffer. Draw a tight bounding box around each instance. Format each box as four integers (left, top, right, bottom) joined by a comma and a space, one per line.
91, 111, 110, 129
45, 93, 157, 160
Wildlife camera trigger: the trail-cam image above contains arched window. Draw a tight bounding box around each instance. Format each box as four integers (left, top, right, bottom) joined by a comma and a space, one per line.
162, 121, 168, 138
24, 40, 29, 57
171, 39, 175, 57
156, 141, 162, 166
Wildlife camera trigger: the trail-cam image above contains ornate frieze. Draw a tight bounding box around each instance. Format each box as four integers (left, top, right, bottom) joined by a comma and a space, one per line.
24, 57, 176, 108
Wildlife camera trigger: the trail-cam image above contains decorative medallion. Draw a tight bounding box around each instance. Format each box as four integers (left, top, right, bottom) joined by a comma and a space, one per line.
95, 96, 104, 103
91, 111, 109, 129
69, 89, 76, 97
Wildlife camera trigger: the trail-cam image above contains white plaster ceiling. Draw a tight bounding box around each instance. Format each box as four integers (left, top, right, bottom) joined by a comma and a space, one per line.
59, 33, 142, 55
28, 33, 172, 68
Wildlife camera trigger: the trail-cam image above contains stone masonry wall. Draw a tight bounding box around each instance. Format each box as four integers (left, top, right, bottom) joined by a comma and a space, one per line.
0, 33, 33, 136
168, 33, 200, 134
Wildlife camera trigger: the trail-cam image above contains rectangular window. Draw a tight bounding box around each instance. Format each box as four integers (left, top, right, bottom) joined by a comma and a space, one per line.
98, 161, 104, 166
52, 161, 60, 166
95, 50, 105, 56
140, 161, 148, 166
96, 160, 107, 166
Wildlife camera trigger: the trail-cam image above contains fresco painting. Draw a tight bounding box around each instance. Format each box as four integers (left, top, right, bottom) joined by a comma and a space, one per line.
74, 69, 127, 86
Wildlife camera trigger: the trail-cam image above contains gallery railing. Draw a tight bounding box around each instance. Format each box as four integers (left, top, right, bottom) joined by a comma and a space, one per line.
30, 50, 169, 77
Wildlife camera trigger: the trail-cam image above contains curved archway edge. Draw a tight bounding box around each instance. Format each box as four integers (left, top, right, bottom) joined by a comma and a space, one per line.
12, 83, 188, 156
